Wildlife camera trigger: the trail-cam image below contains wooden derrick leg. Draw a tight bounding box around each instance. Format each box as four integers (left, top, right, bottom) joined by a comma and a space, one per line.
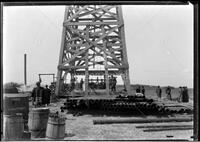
55, 7, 69, 97
118, 6, 131, 95
124, 69, 131, 95
55, 70, 62, 97
85, 26, 89, 96
121, 73, 126, 91
102, 26, 109, 96
105, 69, 109, 95
85, 67, 89, 96
121, 70, 131, 95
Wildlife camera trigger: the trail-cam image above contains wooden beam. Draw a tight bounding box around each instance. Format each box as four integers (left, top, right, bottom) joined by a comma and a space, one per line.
78, 7, 103, 18
101, 26, 110, 96
67, 37, 80, 42
107, 65, 128, 69
89, 60, 104, 65
74, 70, 121, 76
66, 49, 79, 54
93, 117, 193, 125
101, 7, 118, 20
64, 21, 120, 26
117, 5, 131, 95
143, 127, 193, 132
65, 5, 89, 22
58, 65, 86, 70
67, 43, 122, 47
67, 26, 123, 65
85, 26, 89, 96
55, 6, 69, 96
136, 125, 193, 129
77, 18, 117, 21
60, 43, 93, 66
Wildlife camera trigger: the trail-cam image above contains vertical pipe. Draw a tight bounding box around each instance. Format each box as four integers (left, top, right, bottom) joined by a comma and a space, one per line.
24, 54, 27, 85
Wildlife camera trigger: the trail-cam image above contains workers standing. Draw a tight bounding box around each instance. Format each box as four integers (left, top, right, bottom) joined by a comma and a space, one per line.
141, 86, 145, 97
112, 76, 117, 92
136, 86, 141, 93
109, 75, 117, 92
31, 82, 44, 107
44, 85, 51, 106
178, 86, 183, 102
166, 86, 172, 100
70, 77, 75, 91
156, 86, 162, 100
109, 76, 112, 90
182, 86, 189, 102
80, 78, 84, 90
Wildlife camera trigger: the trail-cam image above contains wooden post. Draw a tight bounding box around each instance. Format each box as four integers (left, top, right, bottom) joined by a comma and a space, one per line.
102, 26, 109, 96
85, 57, 89, 96
55, 6, 69, 96
24, 54, 27, 85
85, 26, 89, 96
117, 6, 131, 95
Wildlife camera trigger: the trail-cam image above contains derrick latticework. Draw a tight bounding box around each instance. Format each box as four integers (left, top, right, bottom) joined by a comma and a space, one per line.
55, 5, 131, 96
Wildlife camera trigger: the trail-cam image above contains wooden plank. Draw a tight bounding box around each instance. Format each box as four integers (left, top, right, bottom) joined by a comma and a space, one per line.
55, 6, 70, 96
89, 60, 104, 65
85, 26, 89, 96
78, 7, 103, 18
67, 37, 80, 42
93, 117, 193, 125
64, 21, 120, 26
81, 5, 117, 20
67, 26, 123, 64
58, 65, 86, 70
67, 43, 122, 47
117, 5, 131, 95
74, 70, 121, 76
136, 124, 193, 129
66, 49, 80, 54
101, 7, 118, 20
77, 18, 116, 21
102, 26, 110, 96
60, 43, 93, 66
107, 65, 128, 69
65, 5, 89, 23
143, 127, 193, 132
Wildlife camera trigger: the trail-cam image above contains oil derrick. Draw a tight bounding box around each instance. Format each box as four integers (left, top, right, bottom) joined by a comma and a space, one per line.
55, 5, 131, 96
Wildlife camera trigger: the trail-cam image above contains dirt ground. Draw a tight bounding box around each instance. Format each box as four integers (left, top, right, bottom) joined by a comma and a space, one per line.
32, 97, 193, 141
64, 114, 193, 140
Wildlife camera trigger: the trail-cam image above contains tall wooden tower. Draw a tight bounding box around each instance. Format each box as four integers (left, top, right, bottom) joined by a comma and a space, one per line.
55, 5, 131, 96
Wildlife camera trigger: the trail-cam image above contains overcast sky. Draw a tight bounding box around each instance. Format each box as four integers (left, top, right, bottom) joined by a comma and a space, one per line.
3, 4, 193, 88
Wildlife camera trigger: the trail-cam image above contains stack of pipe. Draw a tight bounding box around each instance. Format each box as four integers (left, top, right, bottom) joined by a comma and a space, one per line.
63, 98, 193, 115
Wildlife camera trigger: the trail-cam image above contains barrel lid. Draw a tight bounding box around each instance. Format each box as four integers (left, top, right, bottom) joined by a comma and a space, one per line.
3, 93, 29, 98
31, 107, 49, 112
